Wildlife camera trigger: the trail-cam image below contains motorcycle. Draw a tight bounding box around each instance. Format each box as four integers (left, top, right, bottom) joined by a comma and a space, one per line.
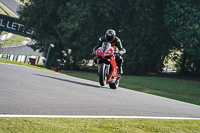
94, 42, 120, 89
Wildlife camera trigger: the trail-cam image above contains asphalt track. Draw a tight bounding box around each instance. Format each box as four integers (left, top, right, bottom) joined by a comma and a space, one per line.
0, 63, 200, 118
0, 0, 20, 17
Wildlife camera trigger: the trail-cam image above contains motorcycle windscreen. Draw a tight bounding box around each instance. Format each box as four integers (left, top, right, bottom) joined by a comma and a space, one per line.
101, 42, 111, 52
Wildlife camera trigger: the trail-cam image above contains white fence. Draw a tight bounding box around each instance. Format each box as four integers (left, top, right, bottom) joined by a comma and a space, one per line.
0, 40, 44, 64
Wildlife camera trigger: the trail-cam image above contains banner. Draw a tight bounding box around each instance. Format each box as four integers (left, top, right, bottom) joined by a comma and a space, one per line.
0, 14, 34, 37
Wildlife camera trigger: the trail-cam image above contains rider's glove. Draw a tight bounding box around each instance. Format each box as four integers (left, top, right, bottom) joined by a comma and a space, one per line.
119, 51, 123, 55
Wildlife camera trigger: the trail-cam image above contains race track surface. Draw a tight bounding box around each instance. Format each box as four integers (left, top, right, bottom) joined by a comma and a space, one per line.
0, 63, 200, 118
0, 0, 20, 17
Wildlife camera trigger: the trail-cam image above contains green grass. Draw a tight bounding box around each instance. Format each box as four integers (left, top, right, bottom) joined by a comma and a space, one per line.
2, 35, 26, 47
5, 34, 26, 42
0, 118, 199, 133
0, 7, 5, 14
0, 58, 49, 72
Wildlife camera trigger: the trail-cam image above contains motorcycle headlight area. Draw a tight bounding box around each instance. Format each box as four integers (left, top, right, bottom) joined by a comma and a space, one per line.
104, 55, 112, 58
97, 55, 102, 58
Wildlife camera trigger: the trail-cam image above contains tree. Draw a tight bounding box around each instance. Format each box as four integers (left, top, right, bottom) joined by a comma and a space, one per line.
18, 0, 200, 75
164, 0, 200, 74
18, 0, 123, 69
18, 0, 68, 68
120, 0, 174, 74
57, 0, 123, 69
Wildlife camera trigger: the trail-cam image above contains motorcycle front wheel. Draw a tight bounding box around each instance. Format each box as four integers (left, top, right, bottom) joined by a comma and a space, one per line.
99, 63, 107, 86
109, 79, 119, 89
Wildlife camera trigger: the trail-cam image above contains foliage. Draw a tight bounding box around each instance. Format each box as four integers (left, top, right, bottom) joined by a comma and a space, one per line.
17, 0, 200, 75
57, 0, 123, 69
18, 0, 68, 68
120, 0, 175, 74
164, 0, 200, 74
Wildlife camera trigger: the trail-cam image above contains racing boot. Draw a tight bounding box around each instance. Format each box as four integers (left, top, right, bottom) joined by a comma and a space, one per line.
117, 66, 123, 79
119, 66, 123, 75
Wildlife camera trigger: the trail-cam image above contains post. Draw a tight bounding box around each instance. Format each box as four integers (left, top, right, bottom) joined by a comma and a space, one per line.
44, 44, 54, 68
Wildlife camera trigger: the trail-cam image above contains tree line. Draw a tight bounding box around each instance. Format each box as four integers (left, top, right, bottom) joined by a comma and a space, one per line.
18, 0, 200, 75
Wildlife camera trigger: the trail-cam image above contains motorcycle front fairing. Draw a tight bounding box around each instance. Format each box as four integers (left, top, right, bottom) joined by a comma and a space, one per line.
96, 43, 118, 83
96, 43, 114, 64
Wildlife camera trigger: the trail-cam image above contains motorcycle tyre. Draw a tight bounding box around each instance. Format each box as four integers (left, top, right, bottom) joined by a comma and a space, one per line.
109, 79, 119, 89
99, 63, 107, 86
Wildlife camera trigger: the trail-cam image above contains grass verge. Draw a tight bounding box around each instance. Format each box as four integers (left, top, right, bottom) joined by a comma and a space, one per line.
4, 34, 26, 43
0, 58, 49, 72
0, 118, 200, 133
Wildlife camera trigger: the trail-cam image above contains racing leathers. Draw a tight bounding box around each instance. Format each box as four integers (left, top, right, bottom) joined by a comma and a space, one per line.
93, 36, 126, 74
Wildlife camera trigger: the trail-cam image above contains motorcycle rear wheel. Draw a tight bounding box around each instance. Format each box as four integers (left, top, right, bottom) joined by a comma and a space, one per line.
99, 63, 107, 86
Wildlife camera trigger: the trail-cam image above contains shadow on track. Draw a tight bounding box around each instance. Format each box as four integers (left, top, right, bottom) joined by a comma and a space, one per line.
33, 73, 108, 89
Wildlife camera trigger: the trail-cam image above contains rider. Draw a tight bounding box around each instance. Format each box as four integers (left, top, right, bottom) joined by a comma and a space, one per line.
93, 29, 126, 75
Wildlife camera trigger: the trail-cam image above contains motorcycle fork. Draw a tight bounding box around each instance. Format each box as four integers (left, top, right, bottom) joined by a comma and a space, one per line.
106, 64, 110, 77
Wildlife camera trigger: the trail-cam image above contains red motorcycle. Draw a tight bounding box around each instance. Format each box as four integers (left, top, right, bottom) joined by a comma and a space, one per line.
94, 42, 120, 89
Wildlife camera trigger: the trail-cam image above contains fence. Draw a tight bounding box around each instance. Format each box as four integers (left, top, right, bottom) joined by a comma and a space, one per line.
0, 40, 44, 64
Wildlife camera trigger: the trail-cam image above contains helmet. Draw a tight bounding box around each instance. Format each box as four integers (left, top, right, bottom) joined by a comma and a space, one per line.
105, 29, 116, 42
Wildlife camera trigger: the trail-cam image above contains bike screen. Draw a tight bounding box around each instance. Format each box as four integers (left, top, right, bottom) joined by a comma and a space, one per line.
101, 42, 111, 52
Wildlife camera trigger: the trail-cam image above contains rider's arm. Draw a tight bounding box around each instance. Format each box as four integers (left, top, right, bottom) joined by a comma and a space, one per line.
116, 37, 126, 55
93, 37, 103, 52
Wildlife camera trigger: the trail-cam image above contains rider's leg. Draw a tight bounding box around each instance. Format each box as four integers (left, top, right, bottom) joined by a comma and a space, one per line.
93, 56, 99, 75
116, 55, 124, 75
93, 56, 97, 64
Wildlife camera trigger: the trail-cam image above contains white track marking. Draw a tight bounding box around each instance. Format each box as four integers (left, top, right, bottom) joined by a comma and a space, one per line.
0, 115, 200, 120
